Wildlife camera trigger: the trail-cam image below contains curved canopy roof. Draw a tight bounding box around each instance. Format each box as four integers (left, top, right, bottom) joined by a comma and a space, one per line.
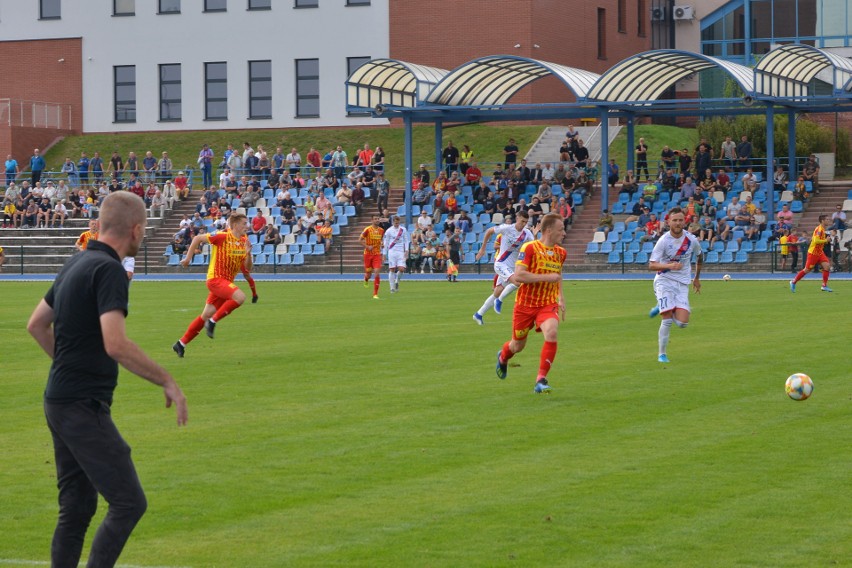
754, 43, 852, 96
586, 50, 754, 102
345, 58, 448, 110
424, 55, 600, 106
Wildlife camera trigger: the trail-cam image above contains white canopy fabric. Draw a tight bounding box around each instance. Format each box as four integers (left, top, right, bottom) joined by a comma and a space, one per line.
346, 59, 448, 110
755, 44, 852, 96
424, 56, 600, 106
586, 50, 754, 102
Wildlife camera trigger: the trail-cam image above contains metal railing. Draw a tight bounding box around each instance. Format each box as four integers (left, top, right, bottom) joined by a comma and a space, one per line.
0, 98, 72, 130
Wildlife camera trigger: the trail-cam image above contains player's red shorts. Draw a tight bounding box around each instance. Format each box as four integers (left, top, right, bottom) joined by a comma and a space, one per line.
512, 303, 560, 341
364, 253, 382, 271
206, 278, 239, 309
804, 252, 829, 269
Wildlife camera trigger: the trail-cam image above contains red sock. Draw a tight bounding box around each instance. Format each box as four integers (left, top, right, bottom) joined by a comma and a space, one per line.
211, 299, 241, 323
364, 271, 370, 282
245, 275, 257, 296
793, 269, 807, 284
373, 274, 380, 295
822, 270, 830, 287
538, 341, 558, 380
180, 316, 205, 345
500, 341, 514, 364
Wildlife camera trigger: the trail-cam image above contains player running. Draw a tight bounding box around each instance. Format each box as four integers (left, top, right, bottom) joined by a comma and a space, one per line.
173, 213, 252, 357
359, 215, 385, 299
647, 207, 703, 363
473, 210, 535, 325
382, 215, 409, 294
790, 214, 833, 293
495, 213, 566, 393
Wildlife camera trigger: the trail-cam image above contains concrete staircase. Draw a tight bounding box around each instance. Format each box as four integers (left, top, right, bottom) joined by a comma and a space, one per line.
524, 124, 622, 169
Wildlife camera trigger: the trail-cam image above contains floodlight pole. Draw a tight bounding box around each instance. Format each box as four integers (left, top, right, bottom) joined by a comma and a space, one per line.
404, 113, 413, 226
765, 103, 775, 218
625, 114, 635, 173
599, 108, 609, 212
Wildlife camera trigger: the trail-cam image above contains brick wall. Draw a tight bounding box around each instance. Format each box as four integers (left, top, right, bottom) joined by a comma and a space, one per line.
0, 38, 83, 163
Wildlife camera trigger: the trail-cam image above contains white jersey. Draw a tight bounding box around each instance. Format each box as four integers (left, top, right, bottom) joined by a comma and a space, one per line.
382, 225, 409, 254
493, 223, 535, 267
650, 230, 701, 285
121, 256, 135, 274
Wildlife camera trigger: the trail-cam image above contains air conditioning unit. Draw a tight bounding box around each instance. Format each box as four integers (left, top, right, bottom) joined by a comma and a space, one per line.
672, 6, 694, 20
650, 6, 666, 21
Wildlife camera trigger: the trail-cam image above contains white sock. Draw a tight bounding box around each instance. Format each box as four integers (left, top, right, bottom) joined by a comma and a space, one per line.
498, 283, 517, 301
658, 318, 673, 355
477, 294, 497, 316
395, 270, 402, 284
673, 319, 688, 329
389, 271, 396, 286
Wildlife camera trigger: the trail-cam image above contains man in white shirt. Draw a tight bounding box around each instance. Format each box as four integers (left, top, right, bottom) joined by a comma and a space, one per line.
285, 148, 301, 176
472, 210, 535, 324
647, 206, 703, 363
382, 216, 410, 293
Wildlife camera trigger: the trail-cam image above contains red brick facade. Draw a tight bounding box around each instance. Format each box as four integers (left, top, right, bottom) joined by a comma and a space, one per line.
0, 38, 82, 163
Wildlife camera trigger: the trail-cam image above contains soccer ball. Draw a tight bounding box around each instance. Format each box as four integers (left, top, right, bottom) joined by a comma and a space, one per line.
785, 373, 814, 401
722, 274, 731, 281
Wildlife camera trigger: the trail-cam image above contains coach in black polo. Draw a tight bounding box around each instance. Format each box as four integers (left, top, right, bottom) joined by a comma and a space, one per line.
28, 191, 187, 567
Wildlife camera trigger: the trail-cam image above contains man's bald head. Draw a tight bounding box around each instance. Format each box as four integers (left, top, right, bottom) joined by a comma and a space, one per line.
99, 192, 146, 236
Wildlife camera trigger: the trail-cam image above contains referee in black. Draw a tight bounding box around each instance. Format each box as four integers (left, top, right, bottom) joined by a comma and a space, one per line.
28, 191, 188, 567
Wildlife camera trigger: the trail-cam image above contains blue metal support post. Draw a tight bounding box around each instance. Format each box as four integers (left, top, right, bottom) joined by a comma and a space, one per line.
765, 103, 775, 217
626, 115, 635, 173
404, 114, 414, 226
599, 109, 609, 213
434, 120, 443, 176
788, 110, 797, 178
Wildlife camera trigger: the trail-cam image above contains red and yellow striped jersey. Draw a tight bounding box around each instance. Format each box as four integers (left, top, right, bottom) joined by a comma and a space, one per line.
360, 225, 384, 255
206, 231, 249, 281
76, 230, 98, 250
514, 240, 566, 308
808, 224, 827, 255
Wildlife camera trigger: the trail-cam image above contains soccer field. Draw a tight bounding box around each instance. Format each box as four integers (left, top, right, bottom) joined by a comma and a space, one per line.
1, 279, 850, 567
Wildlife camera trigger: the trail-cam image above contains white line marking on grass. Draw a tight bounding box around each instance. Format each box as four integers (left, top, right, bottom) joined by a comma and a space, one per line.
0, 560, 192, 568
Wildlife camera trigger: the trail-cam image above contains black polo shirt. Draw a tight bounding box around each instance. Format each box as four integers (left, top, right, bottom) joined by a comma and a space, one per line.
43, 240, 129, 404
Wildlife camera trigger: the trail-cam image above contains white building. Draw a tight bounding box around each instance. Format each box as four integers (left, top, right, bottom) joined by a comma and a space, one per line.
0, 0, 389, 132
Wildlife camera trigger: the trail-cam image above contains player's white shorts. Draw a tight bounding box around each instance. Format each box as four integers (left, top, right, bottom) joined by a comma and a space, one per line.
122, 256, 136, 274
387, 250, 406, 269
493, 261, 515, 287
653, 277, 690, 314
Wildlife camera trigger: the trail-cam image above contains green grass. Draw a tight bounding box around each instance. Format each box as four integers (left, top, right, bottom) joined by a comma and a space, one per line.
2, 279, 850, 567
41, 124, 545, 187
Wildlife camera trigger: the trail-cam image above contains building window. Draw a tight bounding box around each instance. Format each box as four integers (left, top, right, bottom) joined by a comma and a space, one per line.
249, 60, 272, 119
346, 0, 370, 5
597, 8, 607, 59
114, 0, 135, 16
159, 64, 182, 121
40, 0, 61, 19
205, 62, 228, 120
248, 0, 271, 9
296, 59, 319, 118
618, 0, 626, 33
159, 0, 180, 14
204, 0, 226, 11
637, 0, 646, 37
295, 0, 318, 6
114, 65, 136, 123
347, 56, 371, 116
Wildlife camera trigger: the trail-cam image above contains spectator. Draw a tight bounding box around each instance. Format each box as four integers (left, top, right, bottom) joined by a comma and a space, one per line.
257, 145, 271, 179
699, 215, 716, 244
715, 168, 731, 194
417, 209, 433, 233
174, 171, 189, 200
641, 213, 661, 242
624, 198, 648, 224
694, 145, 711, 182
677, 148, 692, 175
699, 170, 715, 194
503, 138, 519, 170
459, 144, 473, 175
792, 176, 810, 201
305, 146, 322, 175
773, 166, 788, 192
660, 169, 677, 195
51, 200, 68, 227
371, 146, 385, 173
294, 209, 318, 236
262, 223, 281, 246
144, 183, 157, 207
280, 205, 296, 229
573, 139, 589, 171
556, 196, 573, 229
535, 182, 553, 204
725, 196, 743, 222
347, 166, 364, 187
412, 181, 432, 207
456, 210, 473, 234
361, 166, 377, 192
635, 137, 649, 180
620, 169, 638, 195
240, 186, 260, 209
195, 196, 209, 218
420, 241, 436, 272
678, 176, 697, 201
351, 183, 365, 210
407, 240, 422, 273
596, 209, 614, 236
331, 146, 348, 180
741, 168, 758, 192
125, 151, 139, 179
776, 203, 794, 230
736, 135, 752, 171
30, 148, 46, 185
641, 179, 658, 202
750, 207, 767, 240
142, 151, 157, 183
831, 204, 847, 231
375, 172, 390, 214
660, 145, 676, 171
36, 197, 51, 228
129, 180, 145, 200
23, 199, 38, 228
607, 159, 620, 188
315, 219, 333, 249
285, 147, 301, 176
720, 136, 737, 170
61, 157, 78, 188
715, 216, 731, 243
158, 151, 173, 182
150, 190, 165, 218
802, 154, 820, 193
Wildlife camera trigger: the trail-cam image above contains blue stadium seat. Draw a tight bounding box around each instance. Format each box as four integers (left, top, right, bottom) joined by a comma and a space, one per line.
292, 253, 305, 265
332, 224, 340, 235
641, 241, 655, 253
612, 202, 624, 214
726, 241, 739, 252
790, 200, 803, 213
735, 250, 749, 263
635, 251, 649, 264
263, 189, 273, 199
167, 254, 180, 266
628, 241, 641, 253
606, 231, 620, 243
295, 234, 308, 245
607, 251, 621, 264
700, 240, 710, 252
191, 254, 206, 266
623, 251, 635, 263
344, 206, 356, 216
254, 254, 267, 265
600, 242, 614, 254
754, 240, 768, 252
712, 241, 725, 252
313, 244, 325, 255
704, 251, 719, 263
720, 251, 734, 263
740, 241, 753, 253
277, 254, 292, 265
279, 224, 291, 235
251, 244, 262, 255
585, 242, 599, 254
463, 252, 475, 264
163, 244, 173, 256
